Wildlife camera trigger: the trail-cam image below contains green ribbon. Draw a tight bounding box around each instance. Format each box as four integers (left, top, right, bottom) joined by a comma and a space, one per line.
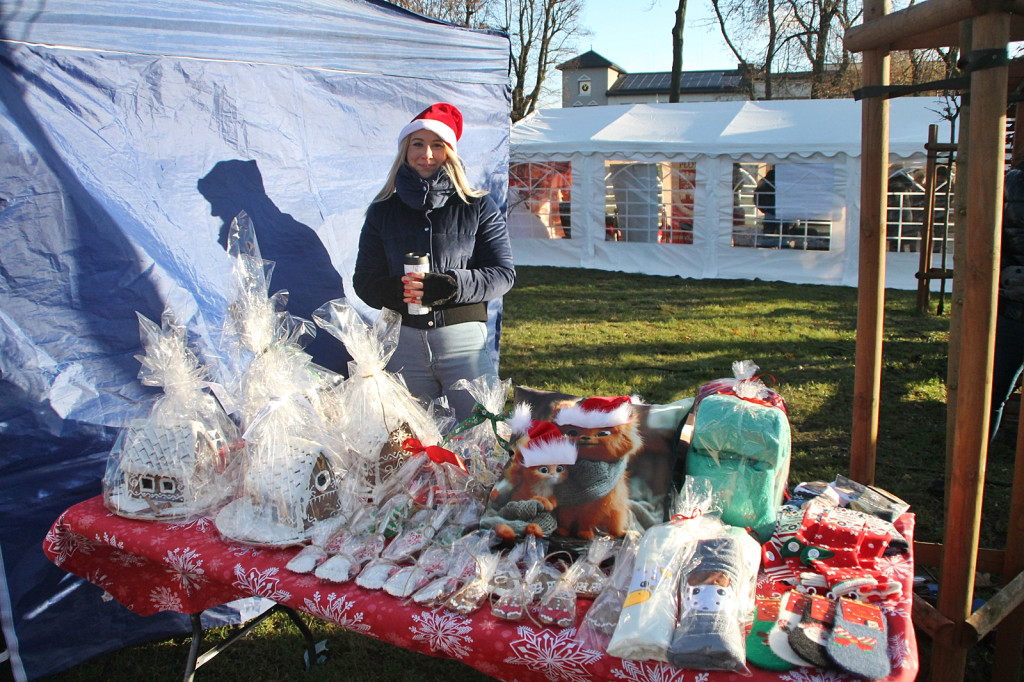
444, 402, 513, 450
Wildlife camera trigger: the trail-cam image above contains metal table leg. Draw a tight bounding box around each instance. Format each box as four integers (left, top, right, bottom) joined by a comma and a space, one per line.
183, 603, 324, 681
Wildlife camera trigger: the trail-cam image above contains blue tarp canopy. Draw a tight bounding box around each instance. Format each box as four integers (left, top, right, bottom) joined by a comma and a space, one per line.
0, 1, 510, 678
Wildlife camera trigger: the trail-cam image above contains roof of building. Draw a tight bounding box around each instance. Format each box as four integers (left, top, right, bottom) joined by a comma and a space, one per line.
556, 50, 625, 73
610, 69, 747, 96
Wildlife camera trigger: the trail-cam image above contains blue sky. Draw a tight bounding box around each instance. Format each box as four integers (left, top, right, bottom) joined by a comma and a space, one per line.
576, 0, 738, 73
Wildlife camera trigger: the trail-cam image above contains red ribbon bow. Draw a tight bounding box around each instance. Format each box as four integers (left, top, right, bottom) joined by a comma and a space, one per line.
402, 438, 467, 472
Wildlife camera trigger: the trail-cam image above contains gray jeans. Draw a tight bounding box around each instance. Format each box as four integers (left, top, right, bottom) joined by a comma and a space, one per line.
387, 321, 496, 422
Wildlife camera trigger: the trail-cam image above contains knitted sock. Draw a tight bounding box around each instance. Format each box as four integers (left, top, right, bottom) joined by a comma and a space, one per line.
826, 598, 890, 679
767, 590, 813, 667
745, 597, 795, 671
667, 536, 747, 672
788, 594, 837, 668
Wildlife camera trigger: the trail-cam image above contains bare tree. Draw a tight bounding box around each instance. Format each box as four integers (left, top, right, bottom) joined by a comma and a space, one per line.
710, 0, 780, 98
496, 0, 586, 120
393, 0, 490, 26
669, 0, 687, 102
391, 0, 585, 121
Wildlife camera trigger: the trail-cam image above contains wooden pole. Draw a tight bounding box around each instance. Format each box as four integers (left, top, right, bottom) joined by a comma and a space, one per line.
849, 0, 891, 485
918, 124, 941, 312
846, 0, 988, 52
945, 20, 972, 539
933, 11, 1009, 680
994, 128, 1024, 673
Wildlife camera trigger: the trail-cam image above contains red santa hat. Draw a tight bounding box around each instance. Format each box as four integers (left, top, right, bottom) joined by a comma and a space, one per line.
519, 420, 578, 468
398, 102, 463, 150
553, 395, 641, 429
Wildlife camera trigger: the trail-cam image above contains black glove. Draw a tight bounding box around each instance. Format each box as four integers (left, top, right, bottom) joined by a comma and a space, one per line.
420, 272, 458, 307
374, 275, 406, 311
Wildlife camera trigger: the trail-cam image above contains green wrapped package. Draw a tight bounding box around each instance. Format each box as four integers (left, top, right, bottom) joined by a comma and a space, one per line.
685, 394, 791, 541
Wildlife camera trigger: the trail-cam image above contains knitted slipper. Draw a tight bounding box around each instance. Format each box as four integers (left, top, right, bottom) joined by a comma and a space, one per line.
746, 597, 796, 671
768, 590, 813, 667
826, 598, 891, 679
788, 593, 837, 668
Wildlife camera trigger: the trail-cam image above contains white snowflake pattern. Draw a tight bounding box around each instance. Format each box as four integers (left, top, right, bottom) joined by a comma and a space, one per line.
409, 609, 474, 659
888, 630, 912, 670
164, 547, 207, 594
303, 592, 370, 633
168, 516, 216, 534
875, 553, 912, 581
228, 544, 263, 559
609, 658, 689, 682
96, 532, 124, 549
110, 549, 148, 568
232, 564, 291, 602
504, 626, 603, 682
150, 585, 183, 611
881, 600, 910, 620
84, 569, 113, 591
780, 668, 851, 682
44, 523, 98, 565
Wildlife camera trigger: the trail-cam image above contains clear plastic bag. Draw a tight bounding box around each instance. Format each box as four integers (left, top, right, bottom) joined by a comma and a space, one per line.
211, 214, 355, 545
605, 478, 720, 662
312, 299, 442, 499
695, 359, 788, 414
667, 526, 761, 673
103, 310, 244, 521
686, 388, 791, 542
445, 375, 513, 489
576, 532, 642, 652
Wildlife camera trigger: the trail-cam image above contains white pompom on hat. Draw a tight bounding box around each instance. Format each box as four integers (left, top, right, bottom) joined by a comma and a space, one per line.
508, 402, 534, 438
398, 102, 463, 150
553, 395, 641, 429
519, 420, 578, 468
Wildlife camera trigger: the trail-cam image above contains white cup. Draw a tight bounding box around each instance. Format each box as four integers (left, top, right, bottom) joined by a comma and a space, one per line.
404, 252, 430, 315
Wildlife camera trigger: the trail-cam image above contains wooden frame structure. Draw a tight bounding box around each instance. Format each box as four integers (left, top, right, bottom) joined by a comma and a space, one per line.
846, 2, 1024, 679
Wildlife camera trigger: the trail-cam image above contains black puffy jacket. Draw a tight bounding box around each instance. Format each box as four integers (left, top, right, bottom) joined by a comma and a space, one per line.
353, 165, 515, 329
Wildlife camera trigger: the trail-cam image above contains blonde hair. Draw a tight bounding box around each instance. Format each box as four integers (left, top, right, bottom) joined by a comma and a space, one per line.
372, 136, 488, 204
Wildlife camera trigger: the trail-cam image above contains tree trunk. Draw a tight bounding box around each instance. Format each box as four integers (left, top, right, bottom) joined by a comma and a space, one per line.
670, 0, 687, 103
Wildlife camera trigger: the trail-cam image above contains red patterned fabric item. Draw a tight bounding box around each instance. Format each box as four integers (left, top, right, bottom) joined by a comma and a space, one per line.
45, 496, 919, 681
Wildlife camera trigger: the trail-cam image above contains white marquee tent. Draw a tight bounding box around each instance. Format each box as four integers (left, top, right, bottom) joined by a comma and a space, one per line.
509, 98, 954, 290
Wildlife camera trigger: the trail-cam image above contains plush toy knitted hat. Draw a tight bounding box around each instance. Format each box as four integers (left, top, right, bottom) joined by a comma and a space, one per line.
520, 420, 578, 468
554, 396, 639, 429
398, 102, 463, 150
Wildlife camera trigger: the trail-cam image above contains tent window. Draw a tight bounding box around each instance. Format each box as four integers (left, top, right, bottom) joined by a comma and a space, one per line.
887, 164, 954, 254
732, 163, 833, 251
604, 161, 695, 244
508, 162, 573, 239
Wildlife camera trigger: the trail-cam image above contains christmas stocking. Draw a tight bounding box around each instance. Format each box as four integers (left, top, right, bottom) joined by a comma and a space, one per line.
768, 590, 813, 667
745, 597, 795, 671
667, 535, 747, 673
788, 593, 837, 668
826, 597, 891, 679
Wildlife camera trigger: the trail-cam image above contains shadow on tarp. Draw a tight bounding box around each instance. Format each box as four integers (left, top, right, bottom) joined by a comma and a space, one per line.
197, 159, 351, 374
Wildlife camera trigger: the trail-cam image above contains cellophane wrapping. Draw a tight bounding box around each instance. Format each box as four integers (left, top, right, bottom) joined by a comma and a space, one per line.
446, 375, 512, 489
102, 310, 243, 521
605, 478, 721, 662
695, 359, 788, 413
312, 299, 441, 501
213, 212, 356, 545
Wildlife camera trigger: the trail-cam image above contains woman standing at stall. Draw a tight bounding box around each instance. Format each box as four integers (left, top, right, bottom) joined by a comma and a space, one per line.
353, 103, 515, 421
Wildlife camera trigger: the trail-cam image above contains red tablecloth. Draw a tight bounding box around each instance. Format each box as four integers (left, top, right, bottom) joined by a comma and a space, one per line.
44, 496, 919, 681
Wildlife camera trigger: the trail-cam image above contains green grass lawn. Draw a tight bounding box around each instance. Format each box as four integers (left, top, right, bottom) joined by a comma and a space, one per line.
36, 265, 1012, 681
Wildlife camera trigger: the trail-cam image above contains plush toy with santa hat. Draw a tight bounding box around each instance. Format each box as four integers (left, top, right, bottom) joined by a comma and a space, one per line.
552, 395, 646, 540
479, 405, 579, 541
